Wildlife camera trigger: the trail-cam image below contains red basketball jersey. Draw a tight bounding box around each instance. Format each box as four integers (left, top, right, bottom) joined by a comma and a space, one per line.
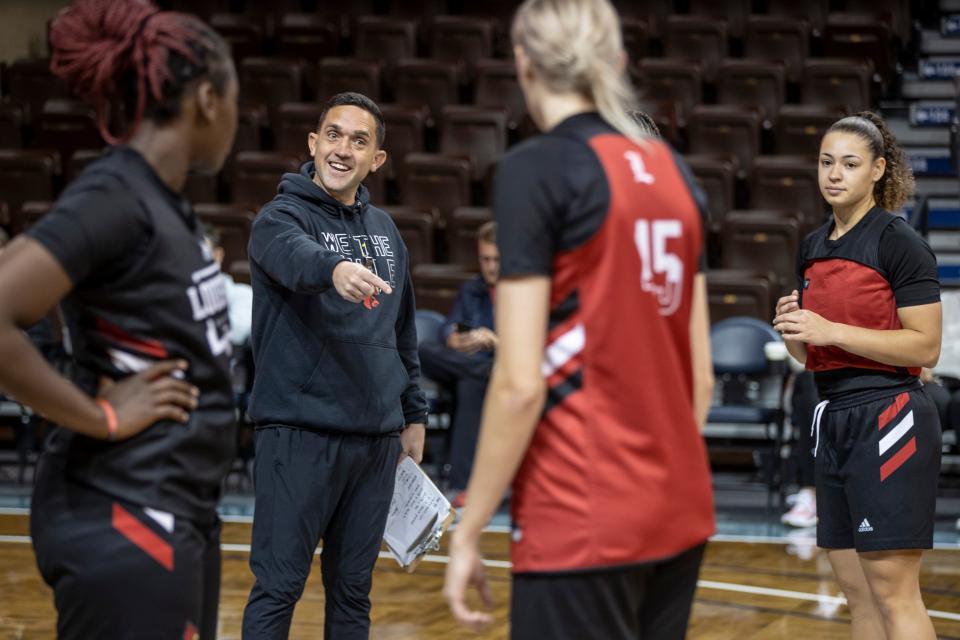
494, 113, 715, 573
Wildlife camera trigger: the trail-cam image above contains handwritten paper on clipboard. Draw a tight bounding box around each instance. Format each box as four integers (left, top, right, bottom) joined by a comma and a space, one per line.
383, 456, 456, 572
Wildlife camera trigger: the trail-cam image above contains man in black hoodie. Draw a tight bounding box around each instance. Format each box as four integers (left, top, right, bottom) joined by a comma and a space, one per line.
242, 92, 428, 640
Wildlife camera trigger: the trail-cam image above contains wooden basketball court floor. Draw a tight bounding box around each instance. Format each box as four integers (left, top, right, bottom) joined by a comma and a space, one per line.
1, 512, 959, 639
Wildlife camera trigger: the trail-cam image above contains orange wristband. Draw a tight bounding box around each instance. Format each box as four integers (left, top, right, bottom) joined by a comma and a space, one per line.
96, 398, 118, 441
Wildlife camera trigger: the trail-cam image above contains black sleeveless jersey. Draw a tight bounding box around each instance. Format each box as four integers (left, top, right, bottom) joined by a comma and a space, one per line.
797, 207, 940, 403
27, 146, 235, 523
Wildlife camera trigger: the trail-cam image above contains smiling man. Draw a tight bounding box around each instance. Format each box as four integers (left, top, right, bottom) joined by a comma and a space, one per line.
242, 93, 428, 640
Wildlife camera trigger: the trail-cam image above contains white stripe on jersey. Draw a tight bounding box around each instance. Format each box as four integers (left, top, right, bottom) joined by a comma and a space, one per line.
541, 323, 585, 378
108, 348, 153, 373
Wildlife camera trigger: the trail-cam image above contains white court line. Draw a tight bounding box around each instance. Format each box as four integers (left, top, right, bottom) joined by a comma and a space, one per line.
5, 508, 960, 550
3, 534, 958, 621
710, 533, 960, 551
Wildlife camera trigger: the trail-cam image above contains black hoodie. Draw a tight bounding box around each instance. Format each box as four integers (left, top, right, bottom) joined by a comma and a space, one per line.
247, 162, 428, 434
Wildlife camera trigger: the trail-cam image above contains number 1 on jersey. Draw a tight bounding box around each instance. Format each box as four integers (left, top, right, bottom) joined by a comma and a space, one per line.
635, 219, 684, 316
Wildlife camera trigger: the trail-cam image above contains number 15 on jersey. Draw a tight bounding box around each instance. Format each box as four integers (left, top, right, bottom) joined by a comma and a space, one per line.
635, 219, 684, 316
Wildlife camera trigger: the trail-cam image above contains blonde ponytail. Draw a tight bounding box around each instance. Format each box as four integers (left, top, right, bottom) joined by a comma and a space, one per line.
511, 0, 646, 144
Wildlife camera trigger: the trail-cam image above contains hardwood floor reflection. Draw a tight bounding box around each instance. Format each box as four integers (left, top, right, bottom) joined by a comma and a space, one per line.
1, 515, 958, 639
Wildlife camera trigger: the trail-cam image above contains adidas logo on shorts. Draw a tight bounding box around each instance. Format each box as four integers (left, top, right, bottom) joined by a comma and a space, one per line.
858, 518, 874, 533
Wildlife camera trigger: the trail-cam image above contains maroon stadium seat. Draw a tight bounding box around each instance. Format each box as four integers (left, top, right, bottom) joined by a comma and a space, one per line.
8, 58, 70, 126
383, 206, 435, 269
439, 106, 507, 182
688, 105, 761, 177
744, 16, 810, 84
428, 16, 494, 74
0, 103, 24, 149
239, 58, 305, 130
720, 211, 801, 297
750, 155, 827, 233
801, 58, 872, 113
33, 99, 104, 175
392, 59, 461, 122
0, 149, 60, 235
275, 102, 323, 158
612, 0, 672, 39
775, 104, 846, 156
621, 18, 650, 63
195, 204, 257, 267
401, 153, 471, 227
716, 60, 786, 129
230, 151, 302, 208
315, 58, 382, 103
845, 0, 912, 43
224, 104, 267, 177
767, 0, 829, 37
823, 13, 894, 87
380, 104, 428, 184
354, 17, 418, 65
412, 263, 478, 315
447, 206, 493, 269
276, 14, 340, 63
638, 59, 703, 128
474, 59, 528, 133
209, 14, 264, 62
684, 154, 737, 225
707, 269, 775, 323
664, 16, 728, 82
688, 0, 751, 39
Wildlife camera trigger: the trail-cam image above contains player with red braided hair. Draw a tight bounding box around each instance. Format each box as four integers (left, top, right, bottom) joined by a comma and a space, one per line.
0, 0, 238, 637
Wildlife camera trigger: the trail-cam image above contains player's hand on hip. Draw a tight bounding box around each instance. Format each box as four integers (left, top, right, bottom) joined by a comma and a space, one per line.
332, 261, 392, 303
399, 423, 425, 464
444, 531, 494, 631
100, 360, 198, 440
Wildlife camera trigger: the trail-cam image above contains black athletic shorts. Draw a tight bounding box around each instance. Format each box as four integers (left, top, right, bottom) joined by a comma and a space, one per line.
30, 455, 222, 640
816, 387, 941, 552
511, 543, 706, 640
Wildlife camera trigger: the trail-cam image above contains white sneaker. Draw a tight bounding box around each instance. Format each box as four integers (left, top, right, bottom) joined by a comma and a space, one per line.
781, 491, 817, 528
785, 527, 817, 561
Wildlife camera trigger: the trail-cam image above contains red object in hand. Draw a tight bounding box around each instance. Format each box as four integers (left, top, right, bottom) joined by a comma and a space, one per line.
363, 295, 379, 309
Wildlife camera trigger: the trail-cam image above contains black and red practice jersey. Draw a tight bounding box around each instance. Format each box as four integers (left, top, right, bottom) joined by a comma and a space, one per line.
27, 146, 235, 523
495, 112, 715, 574
797, 207, 940, 402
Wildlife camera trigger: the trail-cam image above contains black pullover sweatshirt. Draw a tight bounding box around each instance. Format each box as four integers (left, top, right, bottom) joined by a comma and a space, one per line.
248, 162, 428, 434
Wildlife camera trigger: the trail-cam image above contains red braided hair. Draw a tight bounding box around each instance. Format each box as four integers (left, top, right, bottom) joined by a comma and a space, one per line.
49, 0, 224, 145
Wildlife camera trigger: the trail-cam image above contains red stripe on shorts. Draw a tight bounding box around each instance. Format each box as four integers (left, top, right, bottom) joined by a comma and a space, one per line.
880, 436, 917, 482
111, 503, 174, 571
878, 392, 910, 431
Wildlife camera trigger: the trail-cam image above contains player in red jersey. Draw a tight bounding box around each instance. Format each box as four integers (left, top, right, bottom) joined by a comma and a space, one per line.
443, 1, 716, 638
0, 0, 238, 637
774, 112, 941, 640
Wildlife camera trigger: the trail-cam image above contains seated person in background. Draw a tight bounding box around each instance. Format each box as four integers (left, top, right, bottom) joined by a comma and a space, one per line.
203, 225, 252, 347
419, 221, 499, 507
